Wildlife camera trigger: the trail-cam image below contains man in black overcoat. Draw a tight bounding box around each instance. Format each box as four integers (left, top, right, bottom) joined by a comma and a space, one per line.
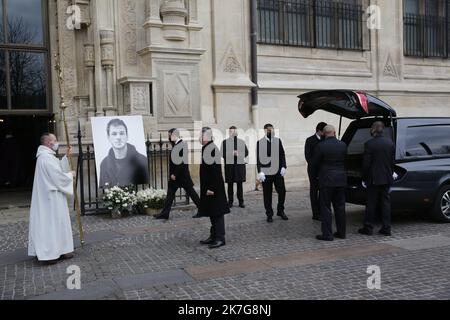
305, 122, 327, 221
359, 121, 396, 237
155, 129, 201, 220
198, 127, 230, 249
221, 126, 249, 208
310, 125, 348, 241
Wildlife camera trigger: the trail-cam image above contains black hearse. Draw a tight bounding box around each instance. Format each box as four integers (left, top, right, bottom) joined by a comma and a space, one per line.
298, 90, 450, 223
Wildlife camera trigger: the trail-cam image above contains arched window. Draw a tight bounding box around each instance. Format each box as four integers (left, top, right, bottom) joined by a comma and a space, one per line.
0, 0, 49, 113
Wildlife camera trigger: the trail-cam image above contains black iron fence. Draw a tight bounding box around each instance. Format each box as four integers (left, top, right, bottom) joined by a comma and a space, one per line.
76, 129, 189, 216
257, 0, 369, 51
404, 13, 450, 58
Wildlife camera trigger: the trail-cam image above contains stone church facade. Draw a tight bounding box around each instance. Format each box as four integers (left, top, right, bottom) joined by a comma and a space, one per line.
2, 0, 450, 189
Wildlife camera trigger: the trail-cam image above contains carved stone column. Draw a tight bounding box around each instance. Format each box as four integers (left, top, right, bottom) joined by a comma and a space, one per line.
84, 44, 96, 118
144, 0, 163, 46
160, 0, 188, 41
100, 30, 116, 115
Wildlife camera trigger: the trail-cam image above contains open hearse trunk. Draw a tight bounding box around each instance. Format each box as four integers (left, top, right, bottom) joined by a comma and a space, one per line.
298, 90, 397, 205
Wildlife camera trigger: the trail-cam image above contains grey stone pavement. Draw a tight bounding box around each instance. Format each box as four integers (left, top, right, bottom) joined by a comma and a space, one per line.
1, 187, 450, 300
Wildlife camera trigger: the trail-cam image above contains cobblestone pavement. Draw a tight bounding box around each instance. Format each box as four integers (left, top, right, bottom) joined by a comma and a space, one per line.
0, 187, 450, 300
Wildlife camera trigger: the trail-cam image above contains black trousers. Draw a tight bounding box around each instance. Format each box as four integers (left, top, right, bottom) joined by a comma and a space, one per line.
262, 175, 286, 216
227, 182, 244, 204
159, 180, 200, 218
210, 215, 225, 242
364, 185, 392, 232
319, 187, 346, 238
308, 170, 320, 218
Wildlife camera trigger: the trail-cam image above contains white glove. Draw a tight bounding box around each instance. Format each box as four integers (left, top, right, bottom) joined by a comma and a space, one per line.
362, 181, 367, 189
393, 172, 399, 181
257, 172, 266, 183
280, 167, 287, 177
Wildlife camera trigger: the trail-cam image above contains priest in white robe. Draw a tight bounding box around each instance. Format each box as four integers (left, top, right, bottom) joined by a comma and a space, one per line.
28, 133, 75, 264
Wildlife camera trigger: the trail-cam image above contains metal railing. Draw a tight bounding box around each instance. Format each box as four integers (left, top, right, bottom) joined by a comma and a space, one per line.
257, 0, 368, 50
76, 128, 189, 216
404, 13, 450, 58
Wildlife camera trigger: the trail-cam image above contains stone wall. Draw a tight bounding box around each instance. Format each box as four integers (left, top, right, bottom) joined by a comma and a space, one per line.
50, 0, 450, 189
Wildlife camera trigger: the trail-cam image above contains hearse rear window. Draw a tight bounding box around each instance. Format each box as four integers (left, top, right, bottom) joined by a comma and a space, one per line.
405, 125, 450, 157
347, 127, 393, 155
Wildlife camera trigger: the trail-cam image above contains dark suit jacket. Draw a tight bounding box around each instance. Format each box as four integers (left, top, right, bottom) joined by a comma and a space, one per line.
305, 134, 321, 166
257, 137, 287, 176
362, 135, 395, 186
199, 141, 230, 218
310, 137, 348, 188
221, 137, 249, 183
170, 140, 194, 188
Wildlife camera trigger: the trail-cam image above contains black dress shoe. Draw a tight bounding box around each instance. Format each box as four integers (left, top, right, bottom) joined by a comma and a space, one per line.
358, 228, 373, 236
379, 229, 392, 237
333, 232, 346, 240
208, 240, 226, 249
277, 212, 289, 221
228, 202, 234, 208
200, 237, 215, 245
312, 216, 321, 221
316, 235, 334, 241
154, 214, 169, 220
239, 203, 245, 208
267, 216, 273, 223
192, 213, 201, 219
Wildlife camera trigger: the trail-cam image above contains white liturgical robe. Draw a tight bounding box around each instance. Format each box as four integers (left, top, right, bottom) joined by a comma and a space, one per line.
28, 146, 74, 261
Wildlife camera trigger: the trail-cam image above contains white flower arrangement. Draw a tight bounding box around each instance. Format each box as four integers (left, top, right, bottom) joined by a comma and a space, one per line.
103, 186, 137, 212
136, 188, 167, 210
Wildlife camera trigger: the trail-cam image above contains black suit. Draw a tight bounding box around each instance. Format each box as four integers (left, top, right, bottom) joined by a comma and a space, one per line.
257, 137, 287, 216
158, 140, 200, 218
362, 135, 395, 233
311, 137, 348, 239
221, 137, 249, 205
199, 141, 230, 242
305, 134, 322, 219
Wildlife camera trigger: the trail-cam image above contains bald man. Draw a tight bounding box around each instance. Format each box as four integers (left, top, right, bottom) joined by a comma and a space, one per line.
28, 133, 75, 264
310, 125, 348, 241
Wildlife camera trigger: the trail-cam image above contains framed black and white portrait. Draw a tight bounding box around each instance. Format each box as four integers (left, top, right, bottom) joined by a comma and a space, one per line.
91, 116, 149, 188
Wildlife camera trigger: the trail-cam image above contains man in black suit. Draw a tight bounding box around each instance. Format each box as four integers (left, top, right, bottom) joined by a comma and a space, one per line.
198, 127, 230, 249
154, 129, 201, 220
257, 124, 288, 223
305, 122, 328, 221
311, 125, 348, 241
359, 121, 396, 237
221, 126, 249, 208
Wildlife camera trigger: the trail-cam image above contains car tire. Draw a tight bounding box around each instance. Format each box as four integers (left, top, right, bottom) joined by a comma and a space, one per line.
431, 185, 450, 223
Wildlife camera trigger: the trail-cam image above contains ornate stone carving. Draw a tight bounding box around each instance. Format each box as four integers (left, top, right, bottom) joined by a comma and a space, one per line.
222, 45, 243, 73
57, 0, 78, 122
121, 0, 137, 65
383, 54, 399, 79
119, 78, 152, 116
132, 85, 148, 111
164, 72, 191, 117
100, 30, 115, 67
84, 44, 95, 67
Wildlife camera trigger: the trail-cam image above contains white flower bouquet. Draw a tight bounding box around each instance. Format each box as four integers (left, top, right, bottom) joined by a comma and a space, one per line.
136, 188, 167, 211
103, 186, 137, 217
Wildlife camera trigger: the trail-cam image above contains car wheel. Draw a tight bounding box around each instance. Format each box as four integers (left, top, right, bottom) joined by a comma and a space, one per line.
431, 185, 450, 223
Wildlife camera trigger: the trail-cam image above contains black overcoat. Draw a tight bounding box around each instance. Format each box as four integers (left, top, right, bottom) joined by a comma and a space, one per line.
198, 141, 230, 218
221, 137, 248, 183
169, 140, 194, 188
